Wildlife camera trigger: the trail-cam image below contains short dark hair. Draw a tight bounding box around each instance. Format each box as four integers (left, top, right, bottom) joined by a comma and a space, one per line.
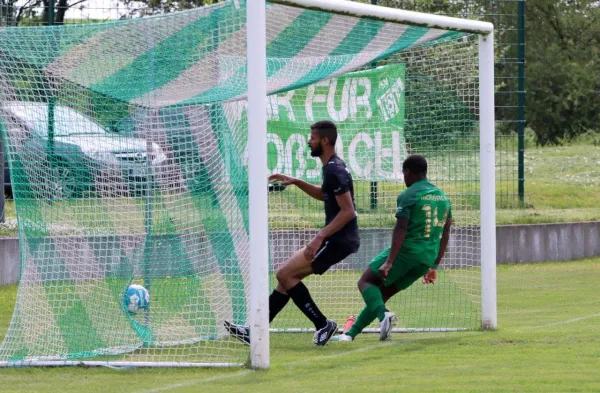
311, 120, 337, 146
403, 154, 428, 176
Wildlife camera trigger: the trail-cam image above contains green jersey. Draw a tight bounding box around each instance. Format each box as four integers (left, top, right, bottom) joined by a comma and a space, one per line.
394, 179, 452, 266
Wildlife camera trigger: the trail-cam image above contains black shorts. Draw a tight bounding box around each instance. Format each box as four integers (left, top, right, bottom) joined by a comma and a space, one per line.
311, 240, 357, 275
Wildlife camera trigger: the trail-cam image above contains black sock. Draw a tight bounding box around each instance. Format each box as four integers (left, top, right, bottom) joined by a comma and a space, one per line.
287, 282, 327, 330
269, 289, 290, 323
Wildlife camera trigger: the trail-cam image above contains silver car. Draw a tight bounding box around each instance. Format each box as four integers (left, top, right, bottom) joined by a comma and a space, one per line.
1, 101, 166, 198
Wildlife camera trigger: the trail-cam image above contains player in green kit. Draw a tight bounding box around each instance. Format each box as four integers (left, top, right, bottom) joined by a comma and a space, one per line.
331, 154, 452, 342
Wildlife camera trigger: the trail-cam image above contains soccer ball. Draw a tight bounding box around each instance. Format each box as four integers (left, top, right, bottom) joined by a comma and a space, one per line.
124, 284, 150, 314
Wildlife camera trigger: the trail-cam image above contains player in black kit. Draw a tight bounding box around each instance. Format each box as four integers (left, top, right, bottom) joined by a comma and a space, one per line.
225, 120, 360, 346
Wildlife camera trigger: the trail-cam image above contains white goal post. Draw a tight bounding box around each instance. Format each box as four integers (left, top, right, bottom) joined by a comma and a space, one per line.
0, 0, 496, 370
247, 0, 496, 369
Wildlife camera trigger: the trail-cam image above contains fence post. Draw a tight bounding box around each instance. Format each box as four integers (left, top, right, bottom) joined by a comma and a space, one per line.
369, 0, 378, 211
517, 0, 525, 205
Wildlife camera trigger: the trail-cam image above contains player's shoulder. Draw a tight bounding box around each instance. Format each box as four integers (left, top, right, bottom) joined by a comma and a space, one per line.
398, 184, 419, 205
326, 154, 347, 168
420, 182, 451, 203
427, 181, 447, 193
430, 182, 450, 200
404, 181, 449, 202
401, 180, 430, 196
399, 181, 416, 195
324, 155, 351, 176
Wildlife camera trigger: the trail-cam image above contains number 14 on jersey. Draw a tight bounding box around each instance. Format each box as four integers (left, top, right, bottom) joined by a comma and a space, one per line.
422, 205, 449, 238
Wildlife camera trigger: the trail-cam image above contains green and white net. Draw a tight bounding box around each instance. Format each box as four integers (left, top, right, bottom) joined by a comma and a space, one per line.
0, 0, 481, 366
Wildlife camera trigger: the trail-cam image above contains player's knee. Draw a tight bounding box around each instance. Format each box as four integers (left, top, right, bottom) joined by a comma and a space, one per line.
275, 267, 290, 285
357, 269, 375, 292
275, 268, 285, 283
357, 276, 370, 292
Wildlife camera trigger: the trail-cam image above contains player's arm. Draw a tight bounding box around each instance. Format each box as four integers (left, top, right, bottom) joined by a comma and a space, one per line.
304, 191, 356, 260
315, 166, 356, 237
268, 174, 324, 201
317, 191, 356, 239
379, 218, 408, 280
434, 217, 452, 268
379, 191, 413, 279
423, 216, 452, 284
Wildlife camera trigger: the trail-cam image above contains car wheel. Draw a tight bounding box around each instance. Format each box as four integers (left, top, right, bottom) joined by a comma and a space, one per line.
55, 160, 77, 199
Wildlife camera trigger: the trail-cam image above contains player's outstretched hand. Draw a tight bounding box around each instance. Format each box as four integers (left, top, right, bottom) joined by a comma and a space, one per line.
268, 173, 297, 185
422, 268, 437, 284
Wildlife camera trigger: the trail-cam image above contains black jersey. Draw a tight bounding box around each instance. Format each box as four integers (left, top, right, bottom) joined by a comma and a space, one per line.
321, 154, 360, 249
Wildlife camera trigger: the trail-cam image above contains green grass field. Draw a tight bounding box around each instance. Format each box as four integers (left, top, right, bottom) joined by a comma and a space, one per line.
497, 143, 600, 224
0, 260, 598, 393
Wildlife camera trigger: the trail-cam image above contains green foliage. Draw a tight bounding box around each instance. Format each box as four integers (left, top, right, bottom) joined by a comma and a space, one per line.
560, 130, 600, 147
404, 73, 478, 152
1, 0, 220, 25
526, 0, 600, 145
121, 0, 218, 18
376, 34, 481, 152
368, 0, 600, 145
361, 0, 488, 19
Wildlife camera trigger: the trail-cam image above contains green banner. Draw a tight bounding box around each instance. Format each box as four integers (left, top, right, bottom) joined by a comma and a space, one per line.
224, 63, 407, 181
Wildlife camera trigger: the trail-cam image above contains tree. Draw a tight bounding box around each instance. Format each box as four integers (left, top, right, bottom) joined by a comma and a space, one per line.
526, 0, 600, 144
2, 0, 89, 25
120, 0, 217, 18
0, 0, 217, 25
360, 0, 488, 19
1, 0, 30, 25
355, 0, 520, 134
367, 0, 600, 144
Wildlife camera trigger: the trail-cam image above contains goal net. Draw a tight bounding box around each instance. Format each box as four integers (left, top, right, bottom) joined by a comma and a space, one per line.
0, 0, 494, 367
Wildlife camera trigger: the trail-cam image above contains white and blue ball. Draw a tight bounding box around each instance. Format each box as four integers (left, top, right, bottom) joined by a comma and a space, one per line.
124, 284, 150, 314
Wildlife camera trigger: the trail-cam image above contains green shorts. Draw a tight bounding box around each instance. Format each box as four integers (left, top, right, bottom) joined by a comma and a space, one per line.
369, 247, 431, 291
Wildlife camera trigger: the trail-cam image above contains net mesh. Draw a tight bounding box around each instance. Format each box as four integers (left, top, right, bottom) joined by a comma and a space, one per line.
267, 36, 481, 331
0, 0, 481, 365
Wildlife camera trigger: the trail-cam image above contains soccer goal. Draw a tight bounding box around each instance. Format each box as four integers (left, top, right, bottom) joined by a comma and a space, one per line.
0, 0, 495, 369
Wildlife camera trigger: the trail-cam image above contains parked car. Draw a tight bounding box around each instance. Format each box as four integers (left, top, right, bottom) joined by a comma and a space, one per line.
114, 109, 249, 198
0, 101, 166, 198
114, 111, 216, 196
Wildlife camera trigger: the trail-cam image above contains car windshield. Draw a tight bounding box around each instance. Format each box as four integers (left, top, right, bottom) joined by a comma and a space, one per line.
6, 103, 108, 137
